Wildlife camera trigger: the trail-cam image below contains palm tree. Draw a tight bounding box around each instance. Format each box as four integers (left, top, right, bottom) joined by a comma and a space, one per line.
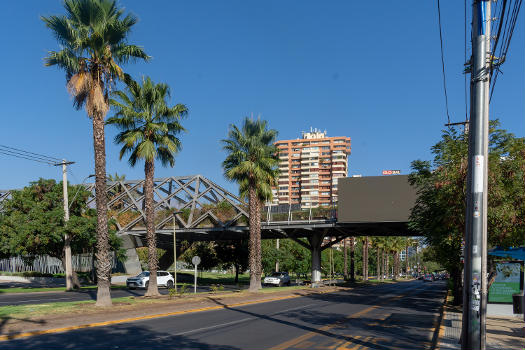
361, 236, 369, 282
42, 0, 149, 306
107, 76, 187, 297
389, 237, 405, 280
222, 117, 279, 292
372, 237, 385, 281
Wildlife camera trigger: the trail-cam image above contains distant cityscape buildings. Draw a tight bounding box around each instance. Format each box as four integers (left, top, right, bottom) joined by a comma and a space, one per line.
272, 128, 351, 209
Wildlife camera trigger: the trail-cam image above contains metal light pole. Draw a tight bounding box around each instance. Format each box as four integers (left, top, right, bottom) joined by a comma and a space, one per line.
275, 238, 280, 272
172, 210, 183, 292
463, 1, 490, 349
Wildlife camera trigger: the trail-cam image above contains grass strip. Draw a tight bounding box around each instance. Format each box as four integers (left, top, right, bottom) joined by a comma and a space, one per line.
0, 285, 128, 294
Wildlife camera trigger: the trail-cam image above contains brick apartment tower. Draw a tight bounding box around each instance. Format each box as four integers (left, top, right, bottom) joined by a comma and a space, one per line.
273, 128, 351, 209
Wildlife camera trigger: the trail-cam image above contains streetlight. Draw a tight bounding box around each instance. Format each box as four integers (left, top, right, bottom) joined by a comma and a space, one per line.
172, 210, 183, 291
68, 174, 95, 209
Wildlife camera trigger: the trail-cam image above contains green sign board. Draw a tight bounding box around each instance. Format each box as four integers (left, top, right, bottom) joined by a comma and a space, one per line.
488, 262, 521, 303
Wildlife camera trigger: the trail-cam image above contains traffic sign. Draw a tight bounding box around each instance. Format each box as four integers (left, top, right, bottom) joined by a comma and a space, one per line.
192, 256, 201, 266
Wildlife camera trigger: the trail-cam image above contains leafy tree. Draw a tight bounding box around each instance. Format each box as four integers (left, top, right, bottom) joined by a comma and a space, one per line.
215, 240, 249, 283
180, 242, 219, 271
136, 247, 166, 270
0, 179, 123, 285
222, 117, 279, 292
262, 239, 310, 278
42, 0, 149, 306
107, 76, 187, 296
409, 121, 525, 304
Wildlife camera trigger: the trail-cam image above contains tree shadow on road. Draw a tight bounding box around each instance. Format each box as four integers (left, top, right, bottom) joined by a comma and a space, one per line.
202, 281, 444, 350
0, 323, 241, 350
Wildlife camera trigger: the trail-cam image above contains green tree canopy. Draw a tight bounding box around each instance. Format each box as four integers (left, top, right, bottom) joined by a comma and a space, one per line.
409, 121, 525, 303
0, 179, 123, 261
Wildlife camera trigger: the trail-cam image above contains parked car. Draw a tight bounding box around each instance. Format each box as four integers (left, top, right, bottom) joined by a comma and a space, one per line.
263, 272, 291, 287
423, 274, 434, 282
126, 271, 174, 289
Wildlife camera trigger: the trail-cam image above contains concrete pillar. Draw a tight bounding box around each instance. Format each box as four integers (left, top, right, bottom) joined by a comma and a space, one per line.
309, 232, 324, 286
121, 234, 142, 275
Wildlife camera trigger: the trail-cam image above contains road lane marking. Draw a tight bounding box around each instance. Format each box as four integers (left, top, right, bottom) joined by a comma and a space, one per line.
172, 317, 255, 336
271, 284, 432, 350
0, 291, 322, 342
154, 303, 322, 339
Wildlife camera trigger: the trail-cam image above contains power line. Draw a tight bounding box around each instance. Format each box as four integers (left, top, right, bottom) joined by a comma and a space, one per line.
0, 144, 62, 165
436, 0, 452, 125
464, 0, 468, 122
0, 149, 55, 165
490, 0, 522, 100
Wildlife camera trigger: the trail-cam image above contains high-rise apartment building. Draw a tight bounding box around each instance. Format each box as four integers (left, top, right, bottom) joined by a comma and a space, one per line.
273, 129, 351, 208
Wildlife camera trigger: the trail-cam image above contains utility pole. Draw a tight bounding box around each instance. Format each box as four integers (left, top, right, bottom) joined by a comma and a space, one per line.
463, 1, 490, 349
56, 159, 75, 291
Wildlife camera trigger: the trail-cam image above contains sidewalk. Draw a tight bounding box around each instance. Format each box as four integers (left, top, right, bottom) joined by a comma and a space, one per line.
438, 305, 524, 349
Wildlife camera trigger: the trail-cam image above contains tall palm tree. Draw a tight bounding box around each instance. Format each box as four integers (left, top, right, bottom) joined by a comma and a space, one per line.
42, 0, 149, 306
222, 117, 279, 292
361, 236, 369, 282
107, 76, 187, 297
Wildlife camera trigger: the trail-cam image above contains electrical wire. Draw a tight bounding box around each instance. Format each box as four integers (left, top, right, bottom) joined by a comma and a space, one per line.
437, 0, 452, 125
0, 144, 61, 163
464, 0, 469, 122
489, 0, 522, 100
0, 149, 55, 165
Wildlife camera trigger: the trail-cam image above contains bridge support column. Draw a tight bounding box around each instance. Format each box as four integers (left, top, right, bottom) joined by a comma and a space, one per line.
121, 235, 142, 275
309, 232, 324, 287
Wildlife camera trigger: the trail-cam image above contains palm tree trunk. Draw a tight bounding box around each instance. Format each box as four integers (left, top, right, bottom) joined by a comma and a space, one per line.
343, 238, 348, 280
248, 186, 261, 292
364, 236, 370, 282
405, 245, 409, 277
144, 159, 160, 297
350, 237, 355, 282
393, 251, 398, 280
92, 112, 112, 307
381, 249, 386, 281
362, 237, 368, 281
383, 253, 390, 279
376, 247, 381, 281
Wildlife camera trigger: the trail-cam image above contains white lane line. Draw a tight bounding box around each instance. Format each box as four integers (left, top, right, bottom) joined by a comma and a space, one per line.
269, 303, 320, 316
171, 317, 255, 337
0, 297, 75, 305
153, 302, 322, 340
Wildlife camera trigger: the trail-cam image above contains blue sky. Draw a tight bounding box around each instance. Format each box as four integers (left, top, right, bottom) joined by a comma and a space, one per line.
1, 1, 524, 193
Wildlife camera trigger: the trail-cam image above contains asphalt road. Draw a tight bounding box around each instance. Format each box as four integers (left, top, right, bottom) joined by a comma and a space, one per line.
2, 280, 446, 349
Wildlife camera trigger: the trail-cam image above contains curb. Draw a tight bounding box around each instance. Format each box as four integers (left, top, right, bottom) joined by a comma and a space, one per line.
431, 289, 450, 350
0, 288, 338, 342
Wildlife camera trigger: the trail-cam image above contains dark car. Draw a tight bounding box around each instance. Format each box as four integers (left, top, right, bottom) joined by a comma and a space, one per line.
423, 274, 434, 282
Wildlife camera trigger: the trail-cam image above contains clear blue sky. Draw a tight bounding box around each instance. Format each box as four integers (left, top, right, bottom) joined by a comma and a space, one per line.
1, 1, 524, 193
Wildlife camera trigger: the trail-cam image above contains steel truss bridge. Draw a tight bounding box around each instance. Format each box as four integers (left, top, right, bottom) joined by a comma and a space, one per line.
1, 175, 416, 279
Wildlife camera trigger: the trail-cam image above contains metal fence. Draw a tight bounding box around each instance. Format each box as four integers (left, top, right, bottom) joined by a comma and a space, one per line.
0, 254, 118, 274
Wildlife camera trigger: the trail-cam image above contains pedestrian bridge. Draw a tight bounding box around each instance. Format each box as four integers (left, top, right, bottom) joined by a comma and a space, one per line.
1, 174, 419, 279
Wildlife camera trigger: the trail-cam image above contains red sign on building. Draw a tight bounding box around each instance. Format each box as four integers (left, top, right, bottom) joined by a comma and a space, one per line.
382, 170, 401, 175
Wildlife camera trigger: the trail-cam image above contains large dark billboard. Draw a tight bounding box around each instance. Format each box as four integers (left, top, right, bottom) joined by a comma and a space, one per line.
338, 175, 417, 223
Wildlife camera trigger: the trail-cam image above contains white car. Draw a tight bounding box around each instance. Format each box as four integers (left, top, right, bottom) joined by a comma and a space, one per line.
263, 272, 291, 287
126, 271, 174, 289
